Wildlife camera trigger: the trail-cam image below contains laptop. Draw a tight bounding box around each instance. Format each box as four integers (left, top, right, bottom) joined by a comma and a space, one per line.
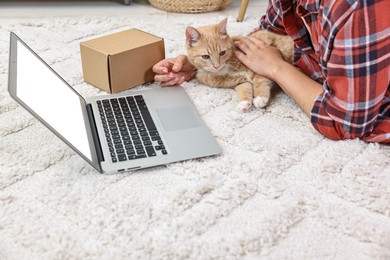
7, 32, 221, 173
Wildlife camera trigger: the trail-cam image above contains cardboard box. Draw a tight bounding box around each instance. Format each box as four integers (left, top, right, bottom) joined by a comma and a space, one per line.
80, 29, 165, 93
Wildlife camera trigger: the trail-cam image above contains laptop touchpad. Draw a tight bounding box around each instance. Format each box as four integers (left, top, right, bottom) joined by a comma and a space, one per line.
156, 106, 202, 132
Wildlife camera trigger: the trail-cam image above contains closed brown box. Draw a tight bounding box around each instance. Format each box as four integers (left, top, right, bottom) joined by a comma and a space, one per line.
80, 29, 165, 93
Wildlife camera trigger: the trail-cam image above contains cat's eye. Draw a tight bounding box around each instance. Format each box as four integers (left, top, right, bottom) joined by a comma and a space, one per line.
201, 55, 210, 59
219, 50, 227, 56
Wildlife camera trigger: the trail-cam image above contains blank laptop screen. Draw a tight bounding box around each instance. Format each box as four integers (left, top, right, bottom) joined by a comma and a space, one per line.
15, 40, 93, 161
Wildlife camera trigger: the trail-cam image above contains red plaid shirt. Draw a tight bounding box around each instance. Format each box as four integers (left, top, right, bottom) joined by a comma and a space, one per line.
256, 0, 390, 143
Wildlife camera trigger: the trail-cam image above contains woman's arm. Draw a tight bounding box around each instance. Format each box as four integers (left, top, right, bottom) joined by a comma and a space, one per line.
235, 0, 389, 143
234, 37, 323, 116
308, 0, 390, 142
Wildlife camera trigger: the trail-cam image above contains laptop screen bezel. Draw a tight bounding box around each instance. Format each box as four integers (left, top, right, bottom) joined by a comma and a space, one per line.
8, 32, 102, 173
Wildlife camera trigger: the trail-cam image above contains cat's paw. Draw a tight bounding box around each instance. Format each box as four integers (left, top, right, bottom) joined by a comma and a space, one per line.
236, 100, 252, 112
253, 96, 269, 108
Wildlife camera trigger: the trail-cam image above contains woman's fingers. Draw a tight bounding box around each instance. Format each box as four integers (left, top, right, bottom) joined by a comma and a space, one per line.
176, 76, 186, 85
152, 59, 170, 74
153, 55, 193, 86
248, 36, 266, 46
160, 76, 182, 87
171, 54, 188, 72
154, 72, 174, 82
234, 40, 248, 55
234, 37, 266, 55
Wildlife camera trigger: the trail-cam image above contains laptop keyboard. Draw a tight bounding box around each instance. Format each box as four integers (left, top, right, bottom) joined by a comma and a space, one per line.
97, 95, 167, 163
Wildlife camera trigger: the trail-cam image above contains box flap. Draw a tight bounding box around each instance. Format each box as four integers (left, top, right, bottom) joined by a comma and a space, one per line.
81, 29, 163, 55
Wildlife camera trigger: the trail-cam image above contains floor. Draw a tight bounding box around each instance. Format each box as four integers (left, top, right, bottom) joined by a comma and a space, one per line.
0, 0, 267, 20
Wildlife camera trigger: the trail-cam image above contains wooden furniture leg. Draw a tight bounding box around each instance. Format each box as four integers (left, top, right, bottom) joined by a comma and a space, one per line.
237, 0, 249, 22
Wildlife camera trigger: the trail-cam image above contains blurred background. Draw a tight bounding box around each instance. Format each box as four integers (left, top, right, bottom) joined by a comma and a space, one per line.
0, 0, 267, 21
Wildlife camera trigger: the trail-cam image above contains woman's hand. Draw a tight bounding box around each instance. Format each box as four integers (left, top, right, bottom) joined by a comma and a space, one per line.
234, 36, 286, 80
152, 54, 197, 87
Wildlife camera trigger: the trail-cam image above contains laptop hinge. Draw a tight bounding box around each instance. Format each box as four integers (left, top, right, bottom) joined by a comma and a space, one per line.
86, 103, 104, 163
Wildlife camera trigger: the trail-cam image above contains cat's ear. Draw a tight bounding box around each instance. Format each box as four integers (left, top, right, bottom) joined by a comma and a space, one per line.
217, 18, 228, 36
186, 26, 200, 47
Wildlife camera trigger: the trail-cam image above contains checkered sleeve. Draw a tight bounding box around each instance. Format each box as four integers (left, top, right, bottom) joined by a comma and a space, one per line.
310, 0, 390, 142
257, 0, 288, 35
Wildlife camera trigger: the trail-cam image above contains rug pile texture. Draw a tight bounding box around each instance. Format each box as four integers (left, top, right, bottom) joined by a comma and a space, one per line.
0, 15, 389, 259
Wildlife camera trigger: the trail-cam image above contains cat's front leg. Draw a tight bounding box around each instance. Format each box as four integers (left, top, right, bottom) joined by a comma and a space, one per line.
235, 82, 253, 112
253, 75, 273, 108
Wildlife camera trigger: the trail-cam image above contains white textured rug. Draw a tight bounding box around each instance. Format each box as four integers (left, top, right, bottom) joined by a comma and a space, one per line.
1, 15, 390, 259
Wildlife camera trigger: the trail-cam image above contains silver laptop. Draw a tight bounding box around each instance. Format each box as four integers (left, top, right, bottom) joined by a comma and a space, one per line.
8, 32, 221, 173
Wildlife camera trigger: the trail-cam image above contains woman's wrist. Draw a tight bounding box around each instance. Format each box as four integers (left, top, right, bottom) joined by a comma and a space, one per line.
270, 61, 323, 116
269, 60, 291, 81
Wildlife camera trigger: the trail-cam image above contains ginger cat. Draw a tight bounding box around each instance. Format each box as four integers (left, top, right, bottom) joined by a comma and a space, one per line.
185, 18, 294, 112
